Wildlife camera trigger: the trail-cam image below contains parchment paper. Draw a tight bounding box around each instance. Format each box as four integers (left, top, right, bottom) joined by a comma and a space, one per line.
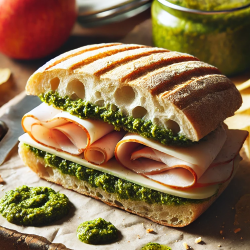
1, 21, 250, 249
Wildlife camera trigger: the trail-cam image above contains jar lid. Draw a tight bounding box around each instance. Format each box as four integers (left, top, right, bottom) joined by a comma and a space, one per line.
77, 0, 151, 27
158, 0, 250, 14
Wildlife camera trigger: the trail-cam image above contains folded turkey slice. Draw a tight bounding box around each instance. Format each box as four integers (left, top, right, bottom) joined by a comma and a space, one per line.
22, 103, 247, 188
115, 128, 248, 188
84, 130, 126, 164
22, 103, 120, 164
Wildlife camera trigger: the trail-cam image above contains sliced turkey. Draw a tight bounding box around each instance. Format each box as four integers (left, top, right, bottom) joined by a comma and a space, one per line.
115, 128, 247, 188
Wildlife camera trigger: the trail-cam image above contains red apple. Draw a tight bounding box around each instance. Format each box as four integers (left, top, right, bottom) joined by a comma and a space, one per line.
0, 0, 77, 59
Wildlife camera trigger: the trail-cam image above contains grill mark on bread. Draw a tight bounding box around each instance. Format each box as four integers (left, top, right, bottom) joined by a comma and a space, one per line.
92, 49, 169, 77
101, 52, 198, 83
76, 48, 168, 76
45, 43, 121, 70
151, 67, 220, 95
138, 61, 221, 95
69, 44, 147, 70
163, 75, 234, 110
119, 53, 199, 83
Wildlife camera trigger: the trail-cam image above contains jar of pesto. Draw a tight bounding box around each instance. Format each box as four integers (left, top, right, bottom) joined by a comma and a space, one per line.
152, 0, 250, 76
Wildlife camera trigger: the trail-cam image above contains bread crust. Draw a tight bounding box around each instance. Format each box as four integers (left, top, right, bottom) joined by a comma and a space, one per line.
19, 142, 232, 228
25, 43, 241, 141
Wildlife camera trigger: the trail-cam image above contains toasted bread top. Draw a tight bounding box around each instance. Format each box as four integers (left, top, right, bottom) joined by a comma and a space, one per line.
26, 43, 242, 141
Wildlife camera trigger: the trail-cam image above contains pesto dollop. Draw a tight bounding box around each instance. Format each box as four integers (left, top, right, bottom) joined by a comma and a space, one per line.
0, 185, 71, 226
77, 218, 118, 244
25, 144, 207, 206
141, 242, 171, 250
39, 91, 193, 146
152, 0, 250, 75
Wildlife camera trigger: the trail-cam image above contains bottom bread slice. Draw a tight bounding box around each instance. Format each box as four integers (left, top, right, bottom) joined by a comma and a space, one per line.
18, 142, 233, 227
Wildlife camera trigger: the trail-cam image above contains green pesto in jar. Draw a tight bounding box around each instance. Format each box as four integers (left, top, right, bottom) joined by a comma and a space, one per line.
77, 218, 118, 244
25, 144, 208, 206
141, 242, 171, 250
0, 185, 71, 226
39, 91, 193, 146
152, 0, 250, 75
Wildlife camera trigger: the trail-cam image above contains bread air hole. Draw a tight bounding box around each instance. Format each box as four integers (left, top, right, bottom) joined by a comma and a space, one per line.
114, 200, 124, 207
37, 162, 50, 177
50, 77, 60, 91
110, 104, 118, 111
132, 106, 147, 118
170, 217, 179, 223
142, 206, 152, 212
96, 192, 103, 198
67, 79, 85, 99
70, 93, 79, 101
114, 86, 135, 105
153, 118, 160, 126
164, 119, 180, 134
95, 99, 105, 107
95, 91, 101, 98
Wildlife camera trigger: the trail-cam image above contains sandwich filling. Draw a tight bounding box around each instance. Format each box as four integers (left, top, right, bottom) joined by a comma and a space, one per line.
21, 102, 247, 190
40, 91, 192, 146
19, 133, 220, 200
18, 43, 247, 227
20, 142, 215, 205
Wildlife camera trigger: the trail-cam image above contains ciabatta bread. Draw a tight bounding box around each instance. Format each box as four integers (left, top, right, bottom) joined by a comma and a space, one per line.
25, 43, 241, 141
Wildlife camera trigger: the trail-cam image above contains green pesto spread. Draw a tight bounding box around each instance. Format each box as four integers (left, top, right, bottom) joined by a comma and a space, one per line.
0, 185, 71, 226
39, 91, 192, 146
152, 0, 250, 75
25, 144, 207, 206
141, 242, 171, 250
77, 218, 118, 244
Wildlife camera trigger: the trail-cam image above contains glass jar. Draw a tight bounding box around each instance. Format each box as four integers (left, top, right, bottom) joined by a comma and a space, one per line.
152, 0, 250, 76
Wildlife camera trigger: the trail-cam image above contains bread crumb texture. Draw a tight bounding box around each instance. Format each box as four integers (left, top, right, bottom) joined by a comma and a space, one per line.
194, 237, 202, 244
146, 228, 154, 233
183, 242, 190, 249
234, 228, 241, 233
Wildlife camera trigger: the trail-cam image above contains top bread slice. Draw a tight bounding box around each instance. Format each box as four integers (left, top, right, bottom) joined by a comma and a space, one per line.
26, 43, 242, 141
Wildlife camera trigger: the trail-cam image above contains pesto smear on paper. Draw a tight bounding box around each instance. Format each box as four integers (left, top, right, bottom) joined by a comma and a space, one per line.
0, 185, 71, 226
77, 218, 118, 244
39, 91, 193, 146
141, 242, 172, 250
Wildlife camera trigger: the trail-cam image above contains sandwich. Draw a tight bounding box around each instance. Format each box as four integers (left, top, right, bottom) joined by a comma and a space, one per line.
18, 43, 248, 227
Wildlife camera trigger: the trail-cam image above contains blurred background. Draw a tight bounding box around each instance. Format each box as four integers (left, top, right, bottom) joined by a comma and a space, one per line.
0, 0, 250, 114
